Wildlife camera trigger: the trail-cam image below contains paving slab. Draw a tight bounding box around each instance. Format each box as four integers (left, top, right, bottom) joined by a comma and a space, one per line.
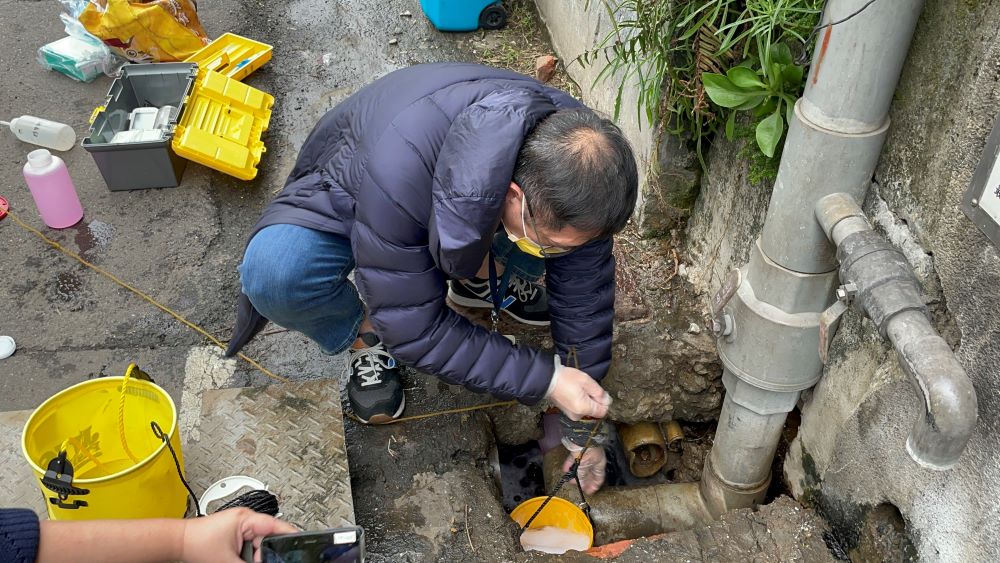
0, 409, 44, 516
0, 376, 356, 529
185, 379, 355, 528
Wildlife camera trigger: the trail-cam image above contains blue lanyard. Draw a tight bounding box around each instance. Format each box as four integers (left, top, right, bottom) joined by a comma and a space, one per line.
487, 250, 513, 332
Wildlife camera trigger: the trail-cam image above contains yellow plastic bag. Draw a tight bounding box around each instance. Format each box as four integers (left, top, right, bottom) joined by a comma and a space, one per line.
79, 0, 210, 63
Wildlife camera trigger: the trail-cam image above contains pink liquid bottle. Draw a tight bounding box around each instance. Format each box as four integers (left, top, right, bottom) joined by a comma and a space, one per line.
22, 149, 84, 229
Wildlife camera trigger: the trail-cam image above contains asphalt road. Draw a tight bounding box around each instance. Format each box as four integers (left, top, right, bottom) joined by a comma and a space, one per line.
0, 0, 478, 411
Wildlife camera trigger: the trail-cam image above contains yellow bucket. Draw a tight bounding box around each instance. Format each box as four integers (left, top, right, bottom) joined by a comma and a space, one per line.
511, 496, 594, 549
21, 374, 188, 520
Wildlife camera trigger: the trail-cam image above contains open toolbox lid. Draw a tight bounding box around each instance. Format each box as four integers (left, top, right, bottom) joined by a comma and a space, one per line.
184, 33, 273, 81
171, 68, 274, 181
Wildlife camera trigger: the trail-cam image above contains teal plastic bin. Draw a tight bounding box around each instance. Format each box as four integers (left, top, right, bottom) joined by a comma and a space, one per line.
419, 0, 506, 32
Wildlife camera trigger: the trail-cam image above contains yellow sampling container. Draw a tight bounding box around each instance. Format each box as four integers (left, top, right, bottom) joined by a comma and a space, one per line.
21, 369, 188, 520
511, 496, 594, 549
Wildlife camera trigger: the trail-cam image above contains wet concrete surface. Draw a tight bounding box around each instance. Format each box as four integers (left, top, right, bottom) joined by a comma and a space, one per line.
0, 0, 487, 407
0, 0, 532, 556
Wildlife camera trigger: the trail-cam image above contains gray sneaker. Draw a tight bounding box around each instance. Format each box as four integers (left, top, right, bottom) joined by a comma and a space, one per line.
347, 333, 405, 424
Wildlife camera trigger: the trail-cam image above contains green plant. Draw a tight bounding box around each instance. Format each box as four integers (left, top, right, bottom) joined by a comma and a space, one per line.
580, 0, 823, 174
703, 42, 804, 157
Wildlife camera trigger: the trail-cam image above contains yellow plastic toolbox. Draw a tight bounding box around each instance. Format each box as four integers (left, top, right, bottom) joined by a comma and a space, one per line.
84, 33, 275, 189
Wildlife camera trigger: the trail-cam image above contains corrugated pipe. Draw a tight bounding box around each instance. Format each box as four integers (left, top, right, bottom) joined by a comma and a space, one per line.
617, 422, 667, 478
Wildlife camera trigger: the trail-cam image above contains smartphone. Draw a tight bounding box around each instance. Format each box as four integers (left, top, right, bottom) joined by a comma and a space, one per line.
245, 527, 365, 563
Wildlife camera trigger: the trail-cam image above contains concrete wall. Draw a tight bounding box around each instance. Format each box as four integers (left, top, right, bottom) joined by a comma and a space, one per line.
784, 2, 1000, 560
536, 1, 998, 556
534, 0, 653, 209
534, 0, 701, 233
684, 1, 1000, 560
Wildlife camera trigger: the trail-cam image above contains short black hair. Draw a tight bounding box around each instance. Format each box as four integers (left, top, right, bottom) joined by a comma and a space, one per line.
513, 108, 638, 239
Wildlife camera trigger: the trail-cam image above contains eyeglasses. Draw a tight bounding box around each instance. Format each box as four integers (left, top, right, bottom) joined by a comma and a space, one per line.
522, 195, 571, 258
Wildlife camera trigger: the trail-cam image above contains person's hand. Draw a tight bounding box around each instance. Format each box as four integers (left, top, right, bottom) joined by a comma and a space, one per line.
547, 366, 612, 421
181, 507, 298, 563
563, 445, 607, 495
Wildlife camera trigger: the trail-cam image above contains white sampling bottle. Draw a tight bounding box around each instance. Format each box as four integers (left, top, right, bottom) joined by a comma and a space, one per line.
2, 116, 76, 151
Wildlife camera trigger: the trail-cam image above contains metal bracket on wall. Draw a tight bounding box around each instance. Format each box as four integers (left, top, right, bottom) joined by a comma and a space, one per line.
962, 112, 1000, 248
818, 300, 849, 365
710, 269, 742, 340
710, 269, 742, 317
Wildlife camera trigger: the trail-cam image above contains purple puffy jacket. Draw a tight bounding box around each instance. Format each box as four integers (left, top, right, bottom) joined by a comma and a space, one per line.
228, 63, 616, 404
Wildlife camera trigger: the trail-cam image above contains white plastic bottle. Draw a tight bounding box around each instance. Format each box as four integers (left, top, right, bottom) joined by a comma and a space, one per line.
2, 116, 76, 151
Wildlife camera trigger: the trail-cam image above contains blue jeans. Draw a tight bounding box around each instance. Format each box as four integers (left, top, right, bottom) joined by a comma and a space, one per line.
239, 225, 544, 355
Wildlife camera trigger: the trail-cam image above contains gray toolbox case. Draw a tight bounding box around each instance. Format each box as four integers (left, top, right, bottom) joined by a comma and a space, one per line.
83, 63, 197, 191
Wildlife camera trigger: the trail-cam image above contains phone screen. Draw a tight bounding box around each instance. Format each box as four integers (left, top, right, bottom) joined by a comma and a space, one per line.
260, 528, 364, 563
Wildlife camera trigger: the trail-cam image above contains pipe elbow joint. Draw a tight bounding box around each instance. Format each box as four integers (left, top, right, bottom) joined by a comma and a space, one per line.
899, 333, 978, 470
837, 230, 928, 335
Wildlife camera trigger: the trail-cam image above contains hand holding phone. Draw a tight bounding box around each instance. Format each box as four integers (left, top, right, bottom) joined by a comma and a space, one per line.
244, 527, 365, 563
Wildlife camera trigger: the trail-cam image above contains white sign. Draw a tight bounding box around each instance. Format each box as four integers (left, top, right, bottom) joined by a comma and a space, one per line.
980, 152, 1000, 225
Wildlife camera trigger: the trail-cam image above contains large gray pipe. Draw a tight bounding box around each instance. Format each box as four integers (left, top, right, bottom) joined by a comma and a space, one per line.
532, 0, 946, 544
541, 446, 713, 545
816, 193, 978, 469
759, 0, 924, 273
704, 0, 927, 516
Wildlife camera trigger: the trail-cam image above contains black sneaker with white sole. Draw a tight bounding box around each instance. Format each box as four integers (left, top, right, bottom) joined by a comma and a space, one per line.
448, 275, 550, 326
347, 333, 405, 424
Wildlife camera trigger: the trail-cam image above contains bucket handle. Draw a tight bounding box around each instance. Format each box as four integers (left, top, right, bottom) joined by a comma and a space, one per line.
151, 421, 203, 517
118, 363, 155, 464
41, 451, 90, 510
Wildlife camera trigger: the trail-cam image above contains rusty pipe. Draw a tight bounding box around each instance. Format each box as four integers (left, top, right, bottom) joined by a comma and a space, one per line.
616, 422, 667, 478
542, 446, 712, 545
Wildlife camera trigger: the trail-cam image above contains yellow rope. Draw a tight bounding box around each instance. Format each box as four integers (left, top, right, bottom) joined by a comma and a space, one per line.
118, 364, 140, 463
4, 210, 289, 384
343, 400, 519, 425
4, 209, 519, 424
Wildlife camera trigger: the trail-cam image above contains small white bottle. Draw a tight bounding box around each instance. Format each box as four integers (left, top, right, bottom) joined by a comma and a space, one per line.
2, 116, 77, 152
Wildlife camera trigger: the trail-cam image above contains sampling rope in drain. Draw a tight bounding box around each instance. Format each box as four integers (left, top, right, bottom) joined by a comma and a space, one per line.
520, 347, 606, 533
520, 414, 606, 532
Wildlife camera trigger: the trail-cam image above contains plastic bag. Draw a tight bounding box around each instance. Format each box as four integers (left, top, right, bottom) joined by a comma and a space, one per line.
59, 0, 90, 17
37, 13, 124, 82
79, 0, 210, 63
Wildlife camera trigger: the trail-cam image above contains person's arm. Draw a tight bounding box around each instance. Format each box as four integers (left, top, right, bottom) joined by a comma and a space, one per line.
36, 508, 296, 563
546, 237, 616, 381
1, 508, 39, 563
353, 239, 556, 402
